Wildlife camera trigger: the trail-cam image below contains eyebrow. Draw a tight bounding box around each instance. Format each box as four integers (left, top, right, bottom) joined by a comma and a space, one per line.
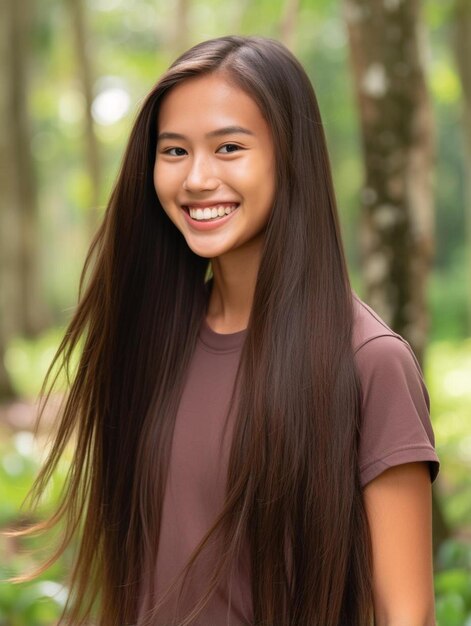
157, 125, 255, 142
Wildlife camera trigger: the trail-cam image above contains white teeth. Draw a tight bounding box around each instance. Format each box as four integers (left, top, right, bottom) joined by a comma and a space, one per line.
187, 204, 239, 221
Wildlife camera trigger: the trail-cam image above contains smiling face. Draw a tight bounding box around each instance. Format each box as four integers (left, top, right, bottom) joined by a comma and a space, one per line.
154, 73, 276, 259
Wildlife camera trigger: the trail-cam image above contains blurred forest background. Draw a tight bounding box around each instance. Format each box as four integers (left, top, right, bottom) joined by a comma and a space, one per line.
0, 0, 470, 624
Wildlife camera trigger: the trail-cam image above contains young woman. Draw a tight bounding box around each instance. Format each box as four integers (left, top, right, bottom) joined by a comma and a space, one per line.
7, 35, 440, 626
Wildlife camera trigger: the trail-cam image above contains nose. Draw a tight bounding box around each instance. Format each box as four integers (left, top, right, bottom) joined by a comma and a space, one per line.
183, 154, 219, 192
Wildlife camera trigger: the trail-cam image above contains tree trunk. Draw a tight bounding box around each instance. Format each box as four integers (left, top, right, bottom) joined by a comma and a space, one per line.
67, 0, 102, 239
171, 0, 191, 57
451, 0, 471, 335
279, 0, 300, 51
0, 0, 18, 399
9, 0, 49, 338
343, 0, 449, 552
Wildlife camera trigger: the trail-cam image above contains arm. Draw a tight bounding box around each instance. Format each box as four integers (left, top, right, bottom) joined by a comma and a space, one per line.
363, 461, 436, 626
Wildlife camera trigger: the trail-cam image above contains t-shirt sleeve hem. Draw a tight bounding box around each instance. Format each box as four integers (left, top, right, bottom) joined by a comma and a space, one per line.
360, 446, 440, 489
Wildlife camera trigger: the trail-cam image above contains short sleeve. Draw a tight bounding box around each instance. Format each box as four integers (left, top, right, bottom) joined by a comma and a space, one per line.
355, 335, 440, 489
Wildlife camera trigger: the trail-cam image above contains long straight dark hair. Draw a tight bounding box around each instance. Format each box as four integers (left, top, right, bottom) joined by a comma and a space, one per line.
5, 35, 374, 625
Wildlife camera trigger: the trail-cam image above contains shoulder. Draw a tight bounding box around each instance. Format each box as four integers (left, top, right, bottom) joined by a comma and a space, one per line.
349, 292, 440, 488
352, 291, 404, 353
350, 291, 425, 392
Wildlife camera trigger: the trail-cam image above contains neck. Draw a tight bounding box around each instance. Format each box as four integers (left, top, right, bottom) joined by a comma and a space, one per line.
206, 239, 262, 333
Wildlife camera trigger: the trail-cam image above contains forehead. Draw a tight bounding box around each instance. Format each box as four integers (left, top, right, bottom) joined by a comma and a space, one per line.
157, 73, 269, 136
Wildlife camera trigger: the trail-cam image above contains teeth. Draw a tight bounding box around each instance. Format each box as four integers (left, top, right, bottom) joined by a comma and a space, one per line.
188, 204, 238, 221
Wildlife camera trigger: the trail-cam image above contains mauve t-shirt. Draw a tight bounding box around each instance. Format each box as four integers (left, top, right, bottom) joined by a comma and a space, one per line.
137, 292, 440, 625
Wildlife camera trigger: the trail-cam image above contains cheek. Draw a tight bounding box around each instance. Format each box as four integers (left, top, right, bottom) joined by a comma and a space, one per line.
153, 164, 166, 201
153, 163, 180, 205
153, 162, 161, 192
245, 159, 276, 208
231, 157, 275, 196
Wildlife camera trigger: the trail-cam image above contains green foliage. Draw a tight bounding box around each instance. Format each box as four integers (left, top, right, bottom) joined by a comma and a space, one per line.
425, 337, 471, 529
435, 539, 471, 625
424, 0, 456, 29
0, 577, 66, 626
0, 431, 71, 524
0, 430, 74, 625
4, 326, 72, 400
429, 247, 470, 341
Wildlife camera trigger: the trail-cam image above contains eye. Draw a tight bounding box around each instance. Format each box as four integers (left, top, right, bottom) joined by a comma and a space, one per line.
163, 147, 187, 156
218, 144, 242, 154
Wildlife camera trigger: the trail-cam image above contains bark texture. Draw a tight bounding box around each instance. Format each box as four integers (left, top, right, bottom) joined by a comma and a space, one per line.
344, 0, 434, 365
343, 0, 449, 553
67, 0, 102, 238
8, 0, 48, 339
451, 0, 471, 334
1, 0, 48, 398
171, 0, 191, 57
279, 0, 300, 51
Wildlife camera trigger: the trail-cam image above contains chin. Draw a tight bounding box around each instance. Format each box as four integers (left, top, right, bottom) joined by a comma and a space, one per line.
184, 241, 219, 259
186, 241, 233, 259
